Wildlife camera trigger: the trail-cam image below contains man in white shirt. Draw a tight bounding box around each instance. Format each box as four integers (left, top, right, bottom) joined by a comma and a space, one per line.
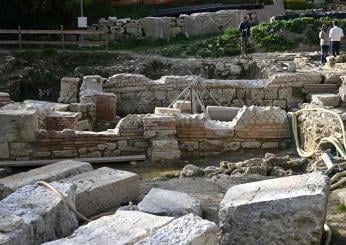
329, 20, 344, 57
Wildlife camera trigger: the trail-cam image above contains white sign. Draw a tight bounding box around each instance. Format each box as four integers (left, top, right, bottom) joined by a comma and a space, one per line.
78, 17, 87, 28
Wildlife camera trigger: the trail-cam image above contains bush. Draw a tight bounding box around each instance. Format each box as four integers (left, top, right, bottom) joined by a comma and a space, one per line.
41, 48, 58, 57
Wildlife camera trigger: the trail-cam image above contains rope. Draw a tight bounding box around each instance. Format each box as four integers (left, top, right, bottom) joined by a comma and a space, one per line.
37, 181, 115, 222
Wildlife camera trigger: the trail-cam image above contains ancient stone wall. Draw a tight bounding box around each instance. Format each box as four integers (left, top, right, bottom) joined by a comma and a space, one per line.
103, 73, 322, 115
0, 106, 290, 161
88, 0, 285, 41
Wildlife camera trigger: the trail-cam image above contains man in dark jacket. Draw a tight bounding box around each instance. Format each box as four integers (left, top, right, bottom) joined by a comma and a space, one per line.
239, 15, 250, 57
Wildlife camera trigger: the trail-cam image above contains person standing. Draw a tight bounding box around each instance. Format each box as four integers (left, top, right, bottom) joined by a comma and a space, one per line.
329, 20, 344, 57
239, 16, 251, 57
319, 24, 330, 65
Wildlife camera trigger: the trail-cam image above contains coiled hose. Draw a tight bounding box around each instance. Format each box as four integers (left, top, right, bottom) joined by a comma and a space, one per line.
288, 108, 346, 245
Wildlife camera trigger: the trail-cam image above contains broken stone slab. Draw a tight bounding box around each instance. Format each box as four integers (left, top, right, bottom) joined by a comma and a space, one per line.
138, 188, 202, 217
173, 100, 192, 113
219, 172, 329, 245
0, 182, 78, 245
43, 211, 174, 245
311, 93, 340, 107
79, 75, 105, 96
0, 160, 93, 200
180, 164, 204, 177
136, 213, 218, 245
60, 167, 140, 217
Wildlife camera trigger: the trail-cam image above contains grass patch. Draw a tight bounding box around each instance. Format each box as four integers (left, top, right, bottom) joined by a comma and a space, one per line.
337, 203, 346, 213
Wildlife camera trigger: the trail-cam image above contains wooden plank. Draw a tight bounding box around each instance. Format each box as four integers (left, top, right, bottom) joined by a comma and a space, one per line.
0, 155, 146, 167
303, 84, 338, 94
0, 29, 106, 35
0, 40, 19, 44
0, 29, 19, 34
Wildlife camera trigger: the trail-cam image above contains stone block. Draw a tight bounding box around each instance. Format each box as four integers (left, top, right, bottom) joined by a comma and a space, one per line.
138, 188, 202, 217
150, 138, 181, 161
272, 99, 287, 109
0, 182, 78, 245
60, 167, 140, 217
80, 75, 105, 96
136, 214, 218, 245
0, 142, 9, 159
339, 86, 346, 102
311, 94, 340, 107
241, 142, 261, 149
0, 110, 38, 142
219, 172, 329, 245
0, 160, 92, 200
58, 77, 80, 104
223, 142, 241, 151
154, 107, 181, 115
261, 142, 279, 149
43, 211, 174, 245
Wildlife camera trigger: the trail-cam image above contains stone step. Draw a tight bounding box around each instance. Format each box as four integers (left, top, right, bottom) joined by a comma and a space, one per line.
59, 167, 140, 217
43, 211, 174, 245
0, 182, 78, 245
135, 213, 218, 245
0, 160, 93, 200
311, 93, 340, 107
303, 84, 338, 94
219, 172, 329, 245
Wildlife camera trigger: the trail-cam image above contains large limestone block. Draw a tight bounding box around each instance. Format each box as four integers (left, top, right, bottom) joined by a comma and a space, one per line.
140, 17, 171, 40
138, 188, 202, 217
136, 213, 218, 245
271, 73, 322, 86
311, 93, 340, 107
0, 110, 38, 142
58, 77, 80, 104
60, 167, 140, 217
0, 182, 78, 245
43, 211, 174, 245
219, 172, 330, 245
0, 160, 92, 200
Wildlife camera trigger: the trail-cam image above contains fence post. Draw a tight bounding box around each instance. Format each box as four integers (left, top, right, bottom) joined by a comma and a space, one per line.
105, 32, 109, 50
61, 25, 65, 51
18, 25, 22, 50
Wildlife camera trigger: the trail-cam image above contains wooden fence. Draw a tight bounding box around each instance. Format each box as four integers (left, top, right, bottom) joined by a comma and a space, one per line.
0, 26, 109, 50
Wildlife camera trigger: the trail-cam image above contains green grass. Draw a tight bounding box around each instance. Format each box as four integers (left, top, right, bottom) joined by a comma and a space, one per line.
337, 203, 346, 213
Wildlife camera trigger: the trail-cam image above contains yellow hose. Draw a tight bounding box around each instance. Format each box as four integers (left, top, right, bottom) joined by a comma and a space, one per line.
288, 108, 346, 159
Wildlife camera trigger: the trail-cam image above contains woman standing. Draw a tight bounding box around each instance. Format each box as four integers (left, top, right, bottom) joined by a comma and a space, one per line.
319, 24, 330, 65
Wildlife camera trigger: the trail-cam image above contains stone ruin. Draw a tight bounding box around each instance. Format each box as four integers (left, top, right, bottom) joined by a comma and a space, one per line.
1, 52, 346, 244
87, 0, 285, 41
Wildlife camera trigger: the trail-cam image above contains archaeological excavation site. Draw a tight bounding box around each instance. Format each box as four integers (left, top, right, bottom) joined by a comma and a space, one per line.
1, 0, 346, 244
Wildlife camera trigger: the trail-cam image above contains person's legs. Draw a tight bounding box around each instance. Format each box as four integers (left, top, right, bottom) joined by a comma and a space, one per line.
241, 36, 246, 57
332, 41, 337, 57
321, 45, 325, 64
336, 41, 340, 56
322, 45, 329, 64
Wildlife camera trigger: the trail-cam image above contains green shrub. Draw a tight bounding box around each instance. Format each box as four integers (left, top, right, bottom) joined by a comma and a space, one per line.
41, 48, 58, 57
